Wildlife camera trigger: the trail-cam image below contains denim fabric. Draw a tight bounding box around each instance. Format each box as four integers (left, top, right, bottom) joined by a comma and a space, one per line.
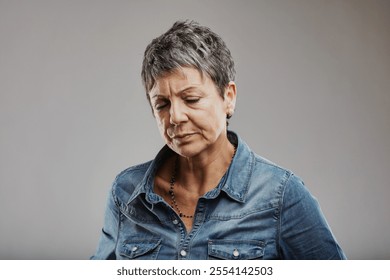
92, 131, 346, 260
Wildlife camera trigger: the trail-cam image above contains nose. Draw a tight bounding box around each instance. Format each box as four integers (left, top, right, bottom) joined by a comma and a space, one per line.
169, 100, 188, 125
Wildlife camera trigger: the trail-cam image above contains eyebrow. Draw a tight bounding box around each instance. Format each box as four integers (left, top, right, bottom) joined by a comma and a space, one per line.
180, 86, 200, 94
150, 94, 164, 100
150, 86, 201, 100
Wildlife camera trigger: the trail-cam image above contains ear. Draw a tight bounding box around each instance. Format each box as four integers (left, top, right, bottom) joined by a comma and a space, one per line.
224, 81, 237, 117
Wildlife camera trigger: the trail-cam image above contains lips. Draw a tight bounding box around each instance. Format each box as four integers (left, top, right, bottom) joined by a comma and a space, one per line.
167, 128, 197, 140
172, 133, 195, 139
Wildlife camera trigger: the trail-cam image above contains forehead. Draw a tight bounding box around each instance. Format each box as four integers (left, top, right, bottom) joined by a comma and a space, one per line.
149, 67, 210, 96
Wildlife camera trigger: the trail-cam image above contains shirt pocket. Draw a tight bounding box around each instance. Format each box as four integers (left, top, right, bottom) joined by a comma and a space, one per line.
208, 239, 265, 260
119, 238, 162, 260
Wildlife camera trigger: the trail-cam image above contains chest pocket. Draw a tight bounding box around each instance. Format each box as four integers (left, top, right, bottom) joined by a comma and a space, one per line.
208, 239, 265, 260
119, 239, 161, 260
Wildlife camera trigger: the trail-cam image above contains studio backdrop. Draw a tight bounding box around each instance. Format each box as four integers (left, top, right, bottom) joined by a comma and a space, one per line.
0, 0, 389, 259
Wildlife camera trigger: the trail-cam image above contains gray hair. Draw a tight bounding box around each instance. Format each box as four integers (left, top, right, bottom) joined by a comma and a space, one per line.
141, 20, 235, 101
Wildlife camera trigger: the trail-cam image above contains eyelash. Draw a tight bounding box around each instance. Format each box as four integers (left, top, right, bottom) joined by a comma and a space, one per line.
154, 97, 200, 110
185, 98, 200, 104
155, 103, 168, 110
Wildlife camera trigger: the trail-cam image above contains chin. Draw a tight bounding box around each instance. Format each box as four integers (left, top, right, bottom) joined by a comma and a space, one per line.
169, 144, 203, 158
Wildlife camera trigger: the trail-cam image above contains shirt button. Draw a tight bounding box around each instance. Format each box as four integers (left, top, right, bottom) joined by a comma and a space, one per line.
172, 219, 179, 225
180, 250, 187, 257
233, 249, 240, 257
132, 246, 138, 252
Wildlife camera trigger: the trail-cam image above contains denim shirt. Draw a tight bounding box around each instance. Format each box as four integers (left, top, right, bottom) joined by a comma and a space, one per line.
92, 131, 346, 260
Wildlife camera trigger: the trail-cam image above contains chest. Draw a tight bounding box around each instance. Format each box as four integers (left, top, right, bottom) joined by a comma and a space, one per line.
116, 196, 280, 260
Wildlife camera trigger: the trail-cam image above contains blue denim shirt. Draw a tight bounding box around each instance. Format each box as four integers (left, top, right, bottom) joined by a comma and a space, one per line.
92, 131, 346, 260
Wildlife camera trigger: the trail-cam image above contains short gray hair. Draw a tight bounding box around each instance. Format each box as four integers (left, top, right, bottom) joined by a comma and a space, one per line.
141, 20, 235, 101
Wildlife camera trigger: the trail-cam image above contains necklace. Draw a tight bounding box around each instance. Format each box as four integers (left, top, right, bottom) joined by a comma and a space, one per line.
169, 144, 237, 219
169, 169, 193, 218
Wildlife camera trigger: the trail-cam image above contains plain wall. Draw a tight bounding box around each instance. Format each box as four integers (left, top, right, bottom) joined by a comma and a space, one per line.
0, 0, 389, 259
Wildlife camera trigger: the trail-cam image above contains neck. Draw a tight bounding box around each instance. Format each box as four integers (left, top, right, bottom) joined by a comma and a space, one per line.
175, 135, 235, 196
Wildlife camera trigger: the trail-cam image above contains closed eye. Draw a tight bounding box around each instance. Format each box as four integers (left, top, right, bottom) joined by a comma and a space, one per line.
185, 97, 200, 104
154, 100, 169, 110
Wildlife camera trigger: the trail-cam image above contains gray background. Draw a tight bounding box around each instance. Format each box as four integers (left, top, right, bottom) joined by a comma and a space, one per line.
0, 0, 389, 259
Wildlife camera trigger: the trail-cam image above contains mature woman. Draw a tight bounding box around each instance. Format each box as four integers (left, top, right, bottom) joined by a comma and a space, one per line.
92, 20, 346, 260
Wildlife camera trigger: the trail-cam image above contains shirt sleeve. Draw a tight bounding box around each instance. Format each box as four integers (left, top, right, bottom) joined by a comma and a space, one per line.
278, 174, 346, 259
90, 187, 120, 259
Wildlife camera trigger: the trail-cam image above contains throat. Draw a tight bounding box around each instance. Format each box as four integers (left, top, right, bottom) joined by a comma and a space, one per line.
175, 142, 237, 195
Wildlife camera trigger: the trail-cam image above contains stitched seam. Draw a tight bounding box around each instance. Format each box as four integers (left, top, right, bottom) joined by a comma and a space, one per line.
241, 151, 255, 201
276, 170, 293, 259
254, 157, 291, 174
112, 187, 121, 258
208, 205, 277, 221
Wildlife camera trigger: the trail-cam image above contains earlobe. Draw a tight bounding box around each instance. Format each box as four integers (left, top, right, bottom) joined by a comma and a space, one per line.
225, 81, 237, 117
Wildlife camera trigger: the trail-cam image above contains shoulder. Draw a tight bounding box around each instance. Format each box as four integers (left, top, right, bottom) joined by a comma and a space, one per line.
111, 160, 153, 203
249, 154, 316, 221
250, 156, 317, 213
252, 153, 313, 203
114, 161, 152, 186
255, 154, 309, 197
108, 145, 174, 204
251, 153, 296, 189
231, 132, 304, 202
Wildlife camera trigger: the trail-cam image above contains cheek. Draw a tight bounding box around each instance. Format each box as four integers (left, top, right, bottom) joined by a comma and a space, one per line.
195, 106, 226, 133
208, 103, 226, 124
155, 115, 170, 136
156, 117, 166, 130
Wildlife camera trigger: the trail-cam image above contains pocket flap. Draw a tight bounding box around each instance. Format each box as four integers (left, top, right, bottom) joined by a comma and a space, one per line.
120, 239, 161, 259
208, 239, 265, 260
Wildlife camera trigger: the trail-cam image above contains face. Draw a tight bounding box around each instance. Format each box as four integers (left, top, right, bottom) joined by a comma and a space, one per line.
148, 67, 236, 158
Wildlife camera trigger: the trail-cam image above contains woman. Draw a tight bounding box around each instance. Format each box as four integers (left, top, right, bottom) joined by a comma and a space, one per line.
92, 20, 346, 260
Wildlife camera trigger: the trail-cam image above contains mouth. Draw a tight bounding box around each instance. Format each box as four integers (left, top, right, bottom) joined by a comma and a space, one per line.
172, 132, 196, 139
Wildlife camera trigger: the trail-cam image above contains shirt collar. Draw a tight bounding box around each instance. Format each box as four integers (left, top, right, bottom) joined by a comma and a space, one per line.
127, 130, 254, 205
220, 131, 254, 203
